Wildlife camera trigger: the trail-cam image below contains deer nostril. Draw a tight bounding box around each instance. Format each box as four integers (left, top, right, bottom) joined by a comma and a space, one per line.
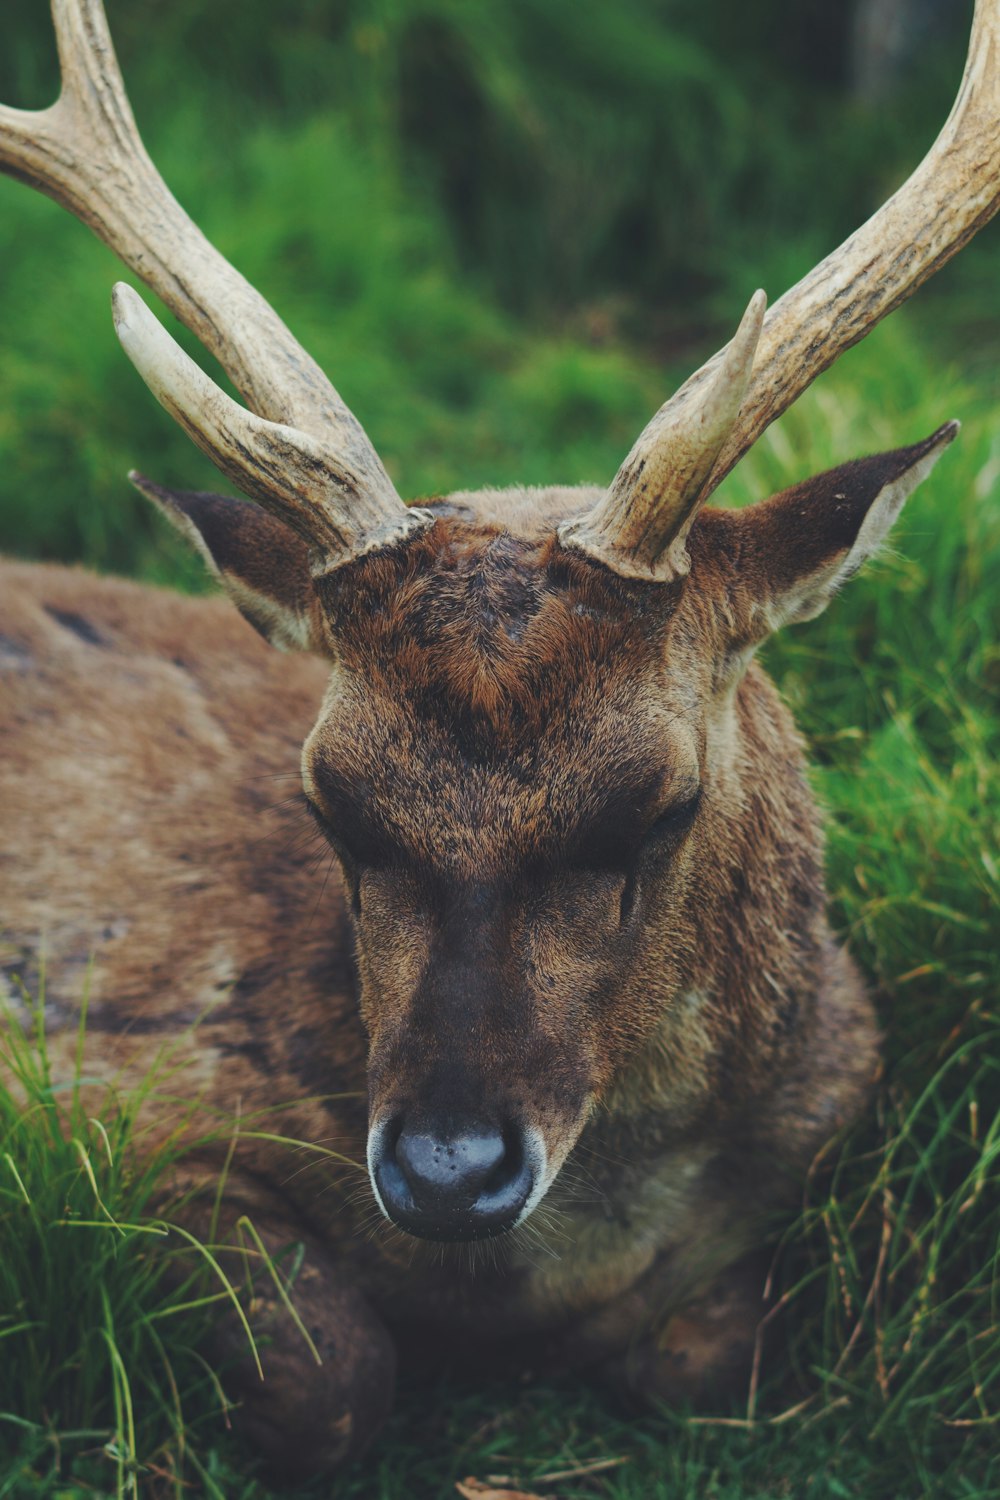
395, 1124, 505, 1200
372, 1116, 534, 1242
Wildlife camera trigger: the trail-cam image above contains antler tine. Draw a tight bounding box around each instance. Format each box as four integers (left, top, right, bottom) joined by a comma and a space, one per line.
703, 0, 1000, 497
112, 285, 433, 562
563, 0, 1000, 583
559, 291, 765, 580
0, 0, 411, 553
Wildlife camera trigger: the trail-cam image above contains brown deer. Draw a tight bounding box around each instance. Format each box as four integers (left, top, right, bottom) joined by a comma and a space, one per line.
1, 0, 998, 1480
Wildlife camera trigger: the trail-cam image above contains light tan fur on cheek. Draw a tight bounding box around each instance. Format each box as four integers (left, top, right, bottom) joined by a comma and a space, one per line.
601, 990, 718, 1131
300, 669, 353, 808
352, 870, 431, 1043
703, 693, 744, 795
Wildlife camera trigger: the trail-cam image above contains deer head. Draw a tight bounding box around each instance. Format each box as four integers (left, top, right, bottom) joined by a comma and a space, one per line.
2, 1, 997, 1242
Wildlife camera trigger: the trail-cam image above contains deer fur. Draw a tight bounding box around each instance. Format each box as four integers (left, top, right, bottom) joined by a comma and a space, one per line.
2, 441, 958, 1474
1, 0, 996, 1479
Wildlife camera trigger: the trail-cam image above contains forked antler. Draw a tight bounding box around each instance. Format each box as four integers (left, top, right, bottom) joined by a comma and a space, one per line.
562, 0, 1000, 581
3, 2, 998, 579
0, 0, 428, 562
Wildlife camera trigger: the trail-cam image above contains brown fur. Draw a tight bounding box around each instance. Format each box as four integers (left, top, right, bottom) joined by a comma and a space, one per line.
1, 454, 922, 1472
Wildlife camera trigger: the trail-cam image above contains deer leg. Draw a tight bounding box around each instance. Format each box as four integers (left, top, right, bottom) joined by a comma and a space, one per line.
596, 1253, 767, 1410
170, 1184, 396, 1481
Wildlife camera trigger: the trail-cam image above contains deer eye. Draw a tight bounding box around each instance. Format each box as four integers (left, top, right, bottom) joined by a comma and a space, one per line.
304, 796, 358, 862
304, 797, 369, 915
645, 786, 702, 844
303, 793, 395, 898
303, 794, 334, 838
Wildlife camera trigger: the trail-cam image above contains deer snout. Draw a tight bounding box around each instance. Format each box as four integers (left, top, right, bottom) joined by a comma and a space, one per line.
368, 1115, 537, 1241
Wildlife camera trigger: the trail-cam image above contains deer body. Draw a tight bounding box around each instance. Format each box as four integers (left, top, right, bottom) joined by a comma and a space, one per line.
2, 0, 998, 1478
3, 484, 876, 1469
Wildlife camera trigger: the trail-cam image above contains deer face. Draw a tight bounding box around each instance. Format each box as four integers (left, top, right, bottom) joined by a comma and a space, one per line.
300, 518, 709, 1239
140, 420, 955, 1241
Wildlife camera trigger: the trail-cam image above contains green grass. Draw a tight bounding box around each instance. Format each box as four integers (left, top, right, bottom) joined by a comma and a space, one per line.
2, 0, 997, 582
0, 988, 348, 1499
0, 989, 223, 1496
1, 0, 978, 321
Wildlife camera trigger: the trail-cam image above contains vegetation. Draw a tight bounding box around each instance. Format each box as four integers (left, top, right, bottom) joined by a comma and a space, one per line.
0, 987, 233, 1498
1, 0, 997, 1495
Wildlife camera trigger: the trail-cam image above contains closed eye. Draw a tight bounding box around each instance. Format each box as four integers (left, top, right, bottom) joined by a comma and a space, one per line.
303, 793, 335, 839
303, 795, 359, 864
645, 786, 702, 844
303, 795, 367, 915
570, 785, 703, 872
302, 792, 397, 887
618, 787, 702, 922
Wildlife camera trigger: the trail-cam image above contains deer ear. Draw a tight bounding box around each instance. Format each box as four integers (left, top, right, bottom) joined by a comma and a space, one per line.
719, 422, 959, 643
132, 474, 319, 652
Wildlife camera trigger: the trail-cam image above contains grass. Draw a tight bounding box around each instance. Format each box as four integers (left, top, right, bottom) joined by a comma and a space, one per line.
0, 987, 225, 1497
0, 986, 350, 1499
2, 0, 999, 1493
1, 0, 976, 321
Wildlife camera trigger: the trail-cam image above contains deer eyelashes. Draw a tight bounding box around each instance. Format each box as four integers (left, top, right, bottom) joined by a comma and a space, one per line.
571, 783, 703, 876
644, 786, 703, 846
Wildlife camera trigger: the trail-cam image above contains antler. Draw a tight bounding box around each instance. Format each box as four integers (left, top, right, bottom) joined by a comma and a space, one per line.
563, 0, 1000, 582
559, 291, 766, 580
0, 0, 427, 562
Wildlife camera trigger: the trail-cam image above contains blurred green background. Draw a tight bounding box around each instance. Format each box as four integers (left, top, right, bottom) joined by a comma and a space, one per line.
0, 0, 995, 582
3, 2, 1000, 1497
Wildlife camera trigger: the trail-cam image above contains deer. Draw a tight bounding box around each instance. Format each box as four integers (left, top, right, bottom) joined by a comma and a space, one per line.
1, 0, 998, 1481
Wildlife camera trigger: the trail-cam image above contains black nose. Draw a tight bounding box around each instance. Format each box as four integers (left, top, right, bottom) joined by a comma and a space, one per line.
372, 1118, 534, 1241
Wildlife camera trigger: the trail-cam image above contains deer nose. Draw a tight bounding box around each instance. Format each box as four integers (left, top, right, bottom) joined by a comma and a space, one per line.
371, 1118, 534, 1241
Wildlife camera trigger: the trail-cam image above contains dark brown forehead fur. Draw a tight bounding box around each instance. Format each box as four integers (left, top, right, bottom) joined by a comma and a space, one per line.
313, 512, 684, 742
